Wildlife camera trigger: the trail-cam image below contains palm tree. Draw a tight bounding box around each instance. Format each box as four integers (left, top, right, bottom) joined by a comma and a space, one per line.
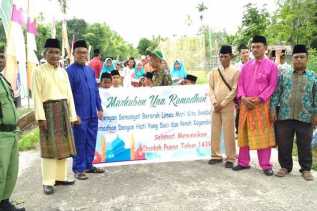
197, 2, 208, 68
57, 0, 68, 14
197, 2, 208, 24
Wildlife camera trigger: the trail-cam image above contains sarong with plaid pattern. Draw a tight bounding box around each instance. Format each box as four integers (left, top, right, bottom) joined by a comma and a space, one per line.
40, 99, 76, 159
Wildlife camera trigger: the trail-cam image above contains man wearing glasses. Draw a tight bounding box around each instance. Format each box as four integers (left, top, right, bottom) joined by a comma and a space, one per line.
67, 40, 104, 181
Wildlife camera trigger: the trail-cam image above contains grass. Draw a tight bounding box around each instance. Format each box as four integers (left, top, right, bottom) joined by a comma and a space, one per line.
17, 107, 33, 118
16, 107, 38, 151
188, 70, 209, 84
18, 128, 39, 151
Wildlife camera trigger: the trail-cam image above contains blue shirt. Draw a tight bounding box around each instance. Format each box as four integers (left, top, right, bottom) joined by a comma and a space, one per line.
271, 68, 317, 123
67, 63, 102, 120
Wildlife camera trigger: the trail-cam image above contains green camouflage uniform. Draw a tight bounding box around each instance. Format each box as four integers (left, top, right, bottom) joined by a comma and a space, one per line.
152, 69, 172, 86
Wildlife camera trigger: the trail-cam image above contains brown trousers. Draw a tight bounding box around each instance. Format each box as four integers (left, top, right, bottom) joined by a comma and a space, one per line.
211, 103, 236, 162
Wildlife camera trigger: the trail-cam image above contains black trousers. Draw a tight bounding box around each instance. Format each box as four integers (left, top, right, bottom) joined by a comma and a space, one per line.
275, 120, 313, 172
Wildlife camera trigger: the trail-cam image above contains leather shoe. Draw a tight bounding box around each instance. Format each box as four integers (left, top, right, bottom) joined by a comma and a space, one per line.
208, 159, 223, 165
55, 180, 75, 186
0, 199, 25, 211
263, 169, 274, 176
224, 161, 234, 169
232, 165, 250, 171
43, 185, 54, 195
302, 171, 314, 181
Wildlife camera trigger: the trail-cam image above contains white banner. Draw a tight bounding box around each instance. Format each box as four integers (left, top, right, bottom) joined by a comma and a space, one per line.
94, 85, 213, 166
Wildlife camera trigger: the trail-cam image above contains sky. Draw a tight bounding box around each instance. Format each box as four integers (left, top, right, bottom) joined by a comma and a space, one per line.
30, 0, 277, 46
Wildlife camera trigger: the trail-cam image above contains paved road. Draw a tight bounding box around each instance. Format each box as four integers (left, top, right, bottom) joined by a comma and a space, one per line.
12, 149, 317, 211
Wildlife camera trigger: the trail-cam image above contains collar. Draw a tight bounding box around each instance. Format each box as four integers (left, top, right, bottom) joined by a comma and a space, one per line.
255, 57, 265, 64
74, 62, 86, 67
46, 63, 59, 70
219, 64, 232, 71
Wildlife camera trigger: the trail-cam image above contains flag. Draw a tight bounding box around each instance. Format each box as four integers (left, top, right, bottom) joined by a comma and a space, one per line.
51, 17, 56, 38
0, 0, 13, 37
69, 34, 75, 63
62, 19, 71, 66
26, 16, 38, 91
4, 2, 28, 99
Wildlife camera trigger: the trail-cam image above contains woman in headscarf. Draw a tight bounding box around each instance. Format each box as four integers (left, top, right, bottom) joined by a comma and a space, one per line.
170, 60, 187, 85
101, 58, 115, 74
132, 61, 145, 80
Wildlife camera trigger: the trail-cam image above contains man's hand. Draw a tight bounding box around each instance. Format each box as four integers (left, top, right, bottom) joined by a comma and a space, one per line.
97, 111, 104, 120
241, 97, 255, 110
214, 104, 223, 113
213, 103, 222, 113
72, 116, 81, 126
251, 97, 262, 105
38, 120, 47, 131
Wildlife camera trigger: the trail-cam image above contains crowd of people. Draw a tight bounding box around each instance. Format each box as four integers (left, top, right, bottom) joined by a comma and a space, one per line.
208, 35, 316, 183
90, 49, 198, 89
0, 33, 316, 211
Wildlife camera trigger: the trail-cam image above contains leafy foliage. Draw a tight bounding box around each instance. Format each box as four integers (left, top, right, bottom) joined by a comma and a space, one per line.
233, 3, 270, 46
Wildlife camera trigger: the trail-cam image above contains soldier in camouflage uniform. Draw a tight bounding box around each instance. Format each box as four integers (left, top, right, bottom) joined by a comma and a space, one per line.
149, 50, 172, 86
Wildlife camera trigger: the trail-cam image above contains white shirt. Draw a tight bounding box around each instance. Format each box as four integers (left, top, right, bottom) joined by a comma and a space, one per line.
278, 62, 291, 74
122, 67, 134, 87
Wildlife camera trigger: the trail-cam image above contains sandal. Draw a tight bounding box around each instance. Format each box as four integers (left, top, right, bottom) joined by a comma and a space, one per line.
75, 172, 88, 180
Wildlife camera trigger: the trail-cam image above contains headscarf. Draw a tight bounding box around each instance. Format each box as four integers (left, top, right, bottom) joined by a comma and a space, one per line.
133, 62, 145, 79
171, 60, 187, 79
101, 58, 115, 74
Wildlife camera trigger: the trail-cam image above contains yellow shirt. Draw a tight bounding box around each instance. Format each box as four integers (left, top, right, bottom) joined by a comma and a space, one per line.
32, 63, 77, 121
208, 65, 239, 108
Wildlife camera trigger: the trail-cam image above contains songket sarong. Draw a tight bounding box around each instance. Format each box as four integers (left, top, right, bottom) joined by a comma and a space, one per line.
238, 101, 275, 150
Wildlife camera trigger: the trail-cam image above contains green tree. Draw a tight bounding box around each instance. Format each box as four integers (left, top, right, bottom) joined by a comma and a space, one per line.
84, 23, 137, 60
55, 18, 88, 42
33, 17, 137, 61
0, 21, 5, 49
308, 49, 317, 72
197, 2, 208, 24
57, 0, 68, 14
267, 0, 317, 46
137, 37, 161, 55
234, 3, 270, 45
35, 24, 51, 57
137, 38, 153, 55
